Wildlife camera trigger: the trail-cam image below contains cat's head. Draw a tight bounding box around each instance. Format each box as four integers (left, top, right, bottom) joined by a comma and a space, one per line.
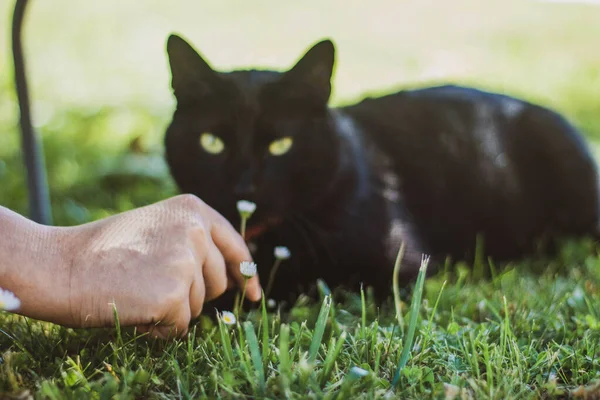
164, 34, 346, 227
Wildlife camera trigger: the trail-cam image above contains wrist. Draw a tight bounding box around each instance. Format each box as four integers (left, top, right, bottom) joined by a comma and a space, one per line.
0, 207, 73, 325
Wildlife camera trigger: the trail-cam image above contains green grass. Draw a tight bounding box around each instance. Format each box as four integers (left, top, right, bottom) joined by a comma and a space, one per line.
1, 242, 600, 398
1, 0, 600, 398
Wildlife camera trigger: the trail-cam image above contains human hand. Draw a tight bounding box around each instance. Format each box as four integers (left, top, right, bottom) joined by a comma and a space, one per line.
53, 194, 260, 338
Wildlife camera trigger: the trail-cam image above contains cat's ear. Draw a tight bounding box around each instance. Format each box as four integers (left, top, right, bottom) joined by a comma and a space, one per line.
166, 34, 217, 101
280, 39, 336, 105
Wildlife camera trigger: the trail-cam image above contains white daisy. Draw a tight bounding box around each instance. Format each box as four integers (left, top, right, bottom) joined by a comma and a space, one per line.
220, 310, 236, 325
274, 246, 291, 260
0, 288, 21, 311
240, 261, 257, 278
236, 200, 257, 218
349, 366, 369, 378
267, 299, 277, 309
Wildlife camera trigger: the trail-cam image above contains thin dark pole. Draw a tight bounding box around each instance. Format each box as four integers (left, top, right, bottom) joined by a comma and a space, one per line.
12, 0, 52, 225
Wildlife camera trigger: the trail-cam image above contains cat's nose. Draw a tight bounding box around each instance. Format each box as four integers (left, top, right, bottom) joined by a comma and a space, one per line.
234, 180, 257, 198
234, 169, 257, 198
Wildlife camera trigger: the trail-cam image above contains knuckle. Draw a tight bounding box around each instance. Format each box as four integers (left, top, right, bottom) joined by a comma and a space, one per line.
190, 224, 208, 242
181, 250, 199, 273
214, 213, 238, 236
188, 225, 210, 255
160, 248, 195, 277
174, 246, 198, 269
155, 278, 189, 308
175, 194, 206, 211
214, 218, 246, 251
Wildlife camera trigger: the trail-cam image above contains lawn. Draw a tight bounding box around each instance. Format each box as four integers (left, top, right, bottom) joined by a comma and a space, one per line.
1, 0, 600, 398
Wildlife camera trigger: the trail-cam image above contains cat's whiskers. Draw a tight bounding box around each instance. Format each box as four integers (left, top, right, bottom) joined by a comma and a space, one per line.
285, 216, 320, 266
288, 213, 338, 268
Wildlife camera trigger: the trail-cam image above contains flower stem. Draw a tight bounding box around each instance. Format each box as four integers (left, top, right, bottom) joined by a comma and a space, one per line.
240, 217, 247, 240
237, 277, 249, 317
264, 259, 282, 299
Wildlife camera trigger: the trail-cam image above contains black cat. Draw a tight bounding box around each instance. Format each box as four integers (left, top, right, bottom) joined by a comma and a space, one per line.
163, 34, 599, 306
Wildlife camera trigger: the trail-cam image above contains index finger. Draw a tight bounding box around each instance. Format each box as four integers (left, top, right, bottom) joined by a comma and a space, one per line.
208, 214, 262, 302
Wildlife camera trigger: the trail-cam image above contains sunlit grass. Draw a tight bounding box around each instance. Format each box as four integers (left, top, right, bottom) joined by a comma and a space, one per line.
1, 238, 599, 398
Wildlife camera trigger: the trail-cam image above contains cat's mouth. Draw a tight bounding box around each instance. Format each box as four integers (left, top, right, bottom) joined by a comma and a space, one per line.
245, 216, 283, 241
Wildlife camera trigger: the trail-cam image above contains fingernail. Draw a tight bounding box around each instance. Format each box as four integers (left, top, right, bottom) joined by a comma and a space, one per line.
251, 287, 262, 301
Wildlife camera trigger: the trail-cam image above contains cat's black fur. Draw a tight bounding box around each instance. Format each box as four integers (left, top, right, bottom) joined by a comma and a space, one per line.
164, 34, 600, 306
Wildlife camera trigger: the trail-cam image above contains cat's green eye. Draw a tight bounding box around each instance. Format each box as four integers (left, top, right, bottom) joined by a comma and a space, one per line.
268, 136, 293, 156
199, 132, 225, 154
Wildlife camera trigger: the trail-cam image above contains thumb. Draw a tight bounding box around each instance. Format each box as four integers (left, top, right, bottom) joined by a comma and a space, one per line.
135, 304, 192, 339
137, 323, 189, 340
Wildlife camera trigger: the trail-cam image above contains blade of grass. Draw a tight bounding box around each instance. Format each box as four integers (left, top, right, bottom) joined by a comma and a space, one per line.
260, 292, 270, 368
391, 254, 430, 388
320, 331, 347, 387
233, 339, 254, 390
217, 314, 234, 365
110, 302, 123, 367
360, 284, 367, 340
185, 326, 195, 390
392, 241, 407, 336
335, 366, 369, 399
319, 279, 341, 336
420, 280, 447, 353
278, 323, 292, 395
290, 322, 306, 364
243, 321, 265, 395
279, 323, 291, 375
309, 295, 332, 364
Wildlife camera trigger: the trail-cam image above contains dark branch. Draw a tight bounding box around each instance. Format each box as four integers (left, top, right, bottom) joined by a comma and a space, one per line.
12, 0, 53, 225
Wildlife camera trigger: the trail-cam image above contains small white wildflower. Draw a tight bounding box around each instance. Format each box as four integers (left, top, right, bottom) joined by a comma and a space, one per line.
240, 261, 257, 278
274, 246, 291, 260
267, 299, 277, 309
443, 383, 461, 400
477, 300, 486, 313
220, 310, 236, 325
0, 288, 21, 311
236, 200, 256, 217
349, 366, 369, 378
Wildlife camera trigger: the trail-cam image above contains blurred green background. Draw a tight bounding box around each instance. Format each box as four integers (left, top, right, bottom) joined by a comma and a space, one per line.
1, 0, 599, 226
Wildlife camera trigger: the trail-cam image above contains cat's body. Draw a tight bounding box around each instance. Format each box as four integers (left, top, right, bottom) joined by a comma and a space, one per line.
164, 35, 599, 305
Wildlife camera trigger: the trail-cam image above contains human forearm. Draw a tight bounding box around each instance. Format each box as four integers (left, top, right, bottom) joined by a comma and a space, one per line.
0, 205, 72, 324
